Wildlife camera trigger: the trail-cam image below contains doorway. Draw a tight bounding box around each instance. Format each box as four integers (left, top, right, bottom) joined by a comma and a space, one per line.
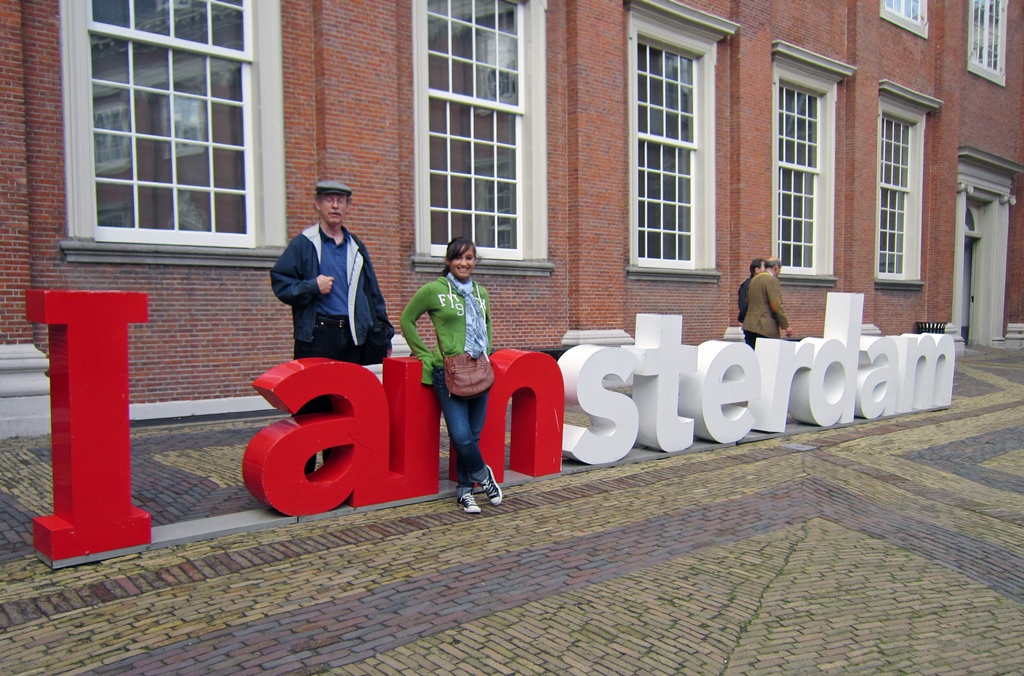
962, 206, 980, 343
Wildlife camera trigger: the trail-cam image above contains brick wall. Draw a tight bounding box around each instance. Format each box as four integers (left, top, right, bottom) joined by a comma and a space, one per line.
0, 1, 31, 344
5, 0, 1023, 408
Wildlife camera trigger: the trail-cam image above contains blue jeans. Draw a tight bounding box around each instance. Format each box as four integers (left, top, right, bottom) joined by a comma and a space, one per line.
432, 366, 489, 497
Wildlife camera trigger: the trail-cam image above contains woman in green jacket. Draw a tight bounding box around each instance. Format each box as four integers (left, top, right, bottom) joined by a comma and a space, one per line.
400, 237, 503, 514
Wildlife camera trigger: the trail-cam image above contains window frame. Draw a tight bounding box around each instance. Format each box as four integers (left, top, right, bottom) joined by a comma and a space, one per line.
61, 0, 287, 259
968, 0, 1008, 86
881, 0, 928, 38
771, 42, 854, 278
875, 81, 940, 283
626, 0, 736, 273
412, 0, 548, 265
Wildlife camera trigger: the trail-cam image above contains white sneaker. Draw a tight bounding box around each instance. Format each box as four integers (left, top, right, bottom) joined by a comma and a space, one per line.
479, 465, 503, 506
458, 493, 481, 514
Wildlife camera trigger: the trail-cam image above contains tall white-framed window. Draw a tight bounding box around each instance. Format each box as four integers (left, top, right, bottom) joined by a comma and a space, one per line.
876, 81, 939, 282
771, 42, 854, 277
968, 0, 1008, 86
627, 1, 736, 272
414, 0, 547, 262
881, 0, 928, 38
62, 0, 286, 252
877, 117, 913, 277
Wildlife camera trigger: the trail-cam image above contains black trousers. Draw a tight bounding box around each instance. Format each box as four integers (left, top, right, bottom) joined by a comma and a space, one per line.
294, 319, 364, 473
294, 319, 364, 363
743, 330, 767, 349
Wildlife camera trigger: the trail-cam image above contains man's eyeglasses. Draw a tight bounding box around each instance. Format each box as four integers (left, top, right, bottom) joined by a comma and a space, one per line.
318, 195, 349, 205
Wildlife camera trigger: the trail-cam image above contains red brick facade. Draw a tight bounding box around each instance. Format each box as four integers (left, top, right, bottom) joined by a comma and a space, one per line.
1, 0, 1021, 414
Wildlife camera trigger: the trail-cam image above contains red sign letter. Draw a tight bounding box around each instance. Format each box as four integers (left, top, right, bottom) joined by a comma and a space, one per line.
448, 350, 564, 483
25, 290, 152, 561
243, 359, 390, 516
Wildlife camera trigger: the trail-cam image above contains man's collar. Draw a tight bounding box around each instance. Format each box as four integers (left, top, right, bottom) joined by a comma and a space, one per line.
319, 226, 349, 244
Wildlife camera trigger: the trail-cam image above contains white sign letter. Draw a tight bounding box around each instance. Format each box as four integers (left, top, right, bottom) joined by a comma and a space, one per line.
679, 341, 760, 443
624, 315, 695, 452
559, 345, 639, 464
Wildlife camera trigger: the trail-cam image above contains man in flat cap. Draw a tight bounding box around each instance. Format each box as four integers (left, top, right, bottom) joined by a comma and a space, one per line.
271, 180, 394, 472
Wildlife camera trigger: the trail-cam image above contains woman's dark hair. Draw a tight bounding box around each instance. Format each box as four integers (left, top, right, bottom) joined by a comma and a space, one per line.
443, 236, 478, 274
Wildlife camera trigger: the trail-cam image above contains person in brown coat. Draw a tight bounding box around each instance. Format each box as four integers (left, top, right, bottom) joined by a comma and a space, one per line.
741, 257, 792, 348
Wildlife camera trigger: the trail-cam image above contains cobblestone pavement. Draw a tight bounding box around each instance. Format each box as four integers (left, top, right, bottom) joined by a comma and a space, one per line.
2, 347, 1024, 674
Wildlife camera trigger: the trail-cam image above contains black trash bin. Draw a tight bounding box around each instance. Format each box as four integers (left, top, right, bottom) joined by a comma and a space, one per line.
915, 321, 947, 334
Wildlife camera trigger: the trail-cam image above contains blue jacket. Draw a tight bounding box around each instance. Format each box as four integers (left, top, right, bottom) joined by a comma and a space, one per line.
270, 224, 394, 346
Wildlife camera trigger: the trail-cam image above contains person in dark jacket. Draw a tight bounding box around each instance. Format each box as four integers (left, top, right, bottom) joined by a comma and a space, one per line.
738, 257, 765, 346
270, 179, 394, 473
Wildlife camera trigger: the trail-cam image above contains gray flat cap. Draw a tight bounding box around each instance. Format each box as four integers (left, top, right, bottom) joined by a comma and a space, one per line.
315, 180, 353, 197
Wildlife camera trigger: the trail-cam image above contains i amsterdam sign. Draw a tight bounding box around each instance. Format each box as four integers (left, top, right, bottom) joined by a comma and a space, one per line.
25, 290, 954, 566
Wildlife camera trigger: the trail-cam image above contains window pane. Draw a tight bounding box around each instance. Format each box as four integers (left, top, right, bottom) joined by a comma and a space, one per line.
496, 145, 515, 178
176, 143, 210, 186
92, 37, 129, 84
174, 52, 207, 96
211, 103, 243, 146
97, 183, 134, 227
497, 216, 516, 248
496, 181, 515, 214
430, 99, 447, 133
495, 111, 514, 144
451, 22, 473, 59
94, 133, 132, 179
428, 16, 449, 53
134, 43, 169, 89
212, 5, 244, 50
94, 0, 129, 27
136, 138, 172, 182
213, 148, 244, 189
137, 186, 174, 229
452, 0, 473, 21
451, 176, 472, 209
476, 28, 496, 65
135, 91, 170, 136
452, 59, 474, 96
93, 86, 131, 131
175, 0, 209, 45
451, 211, 472, 239
134, 0, 170, 35
429, 54, 450, 91
475, 214, 496, 247
430, 136, 449, 171
174, 96, 208, 141
451, 139, 471, 173
431, 210, 449, 244
178, 190, 211, 231
430, 174, 448, 208
497, 1, 516, 34
214, 193, 246, 233
210, 58, 242, 101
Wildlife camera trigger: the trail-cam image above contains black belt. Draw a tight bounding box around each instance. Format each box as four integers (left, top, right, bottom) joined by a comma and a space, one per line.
315, 314, 348, 329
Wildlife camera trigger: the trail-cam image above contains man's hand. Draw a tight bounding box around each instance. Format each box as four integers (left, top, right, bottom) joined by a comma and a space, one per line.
317, 275, 334, 294
783, 327, 793, 338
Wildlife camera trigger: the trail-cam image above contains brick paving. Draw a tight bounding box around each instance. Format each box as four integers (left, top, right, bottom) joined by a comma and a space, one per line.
2, 347, 1024, 673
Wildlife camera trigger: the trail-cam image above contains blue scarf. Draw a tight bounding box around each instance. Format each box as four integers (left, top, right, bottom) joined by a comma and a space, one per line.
447, 273, 487, 359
